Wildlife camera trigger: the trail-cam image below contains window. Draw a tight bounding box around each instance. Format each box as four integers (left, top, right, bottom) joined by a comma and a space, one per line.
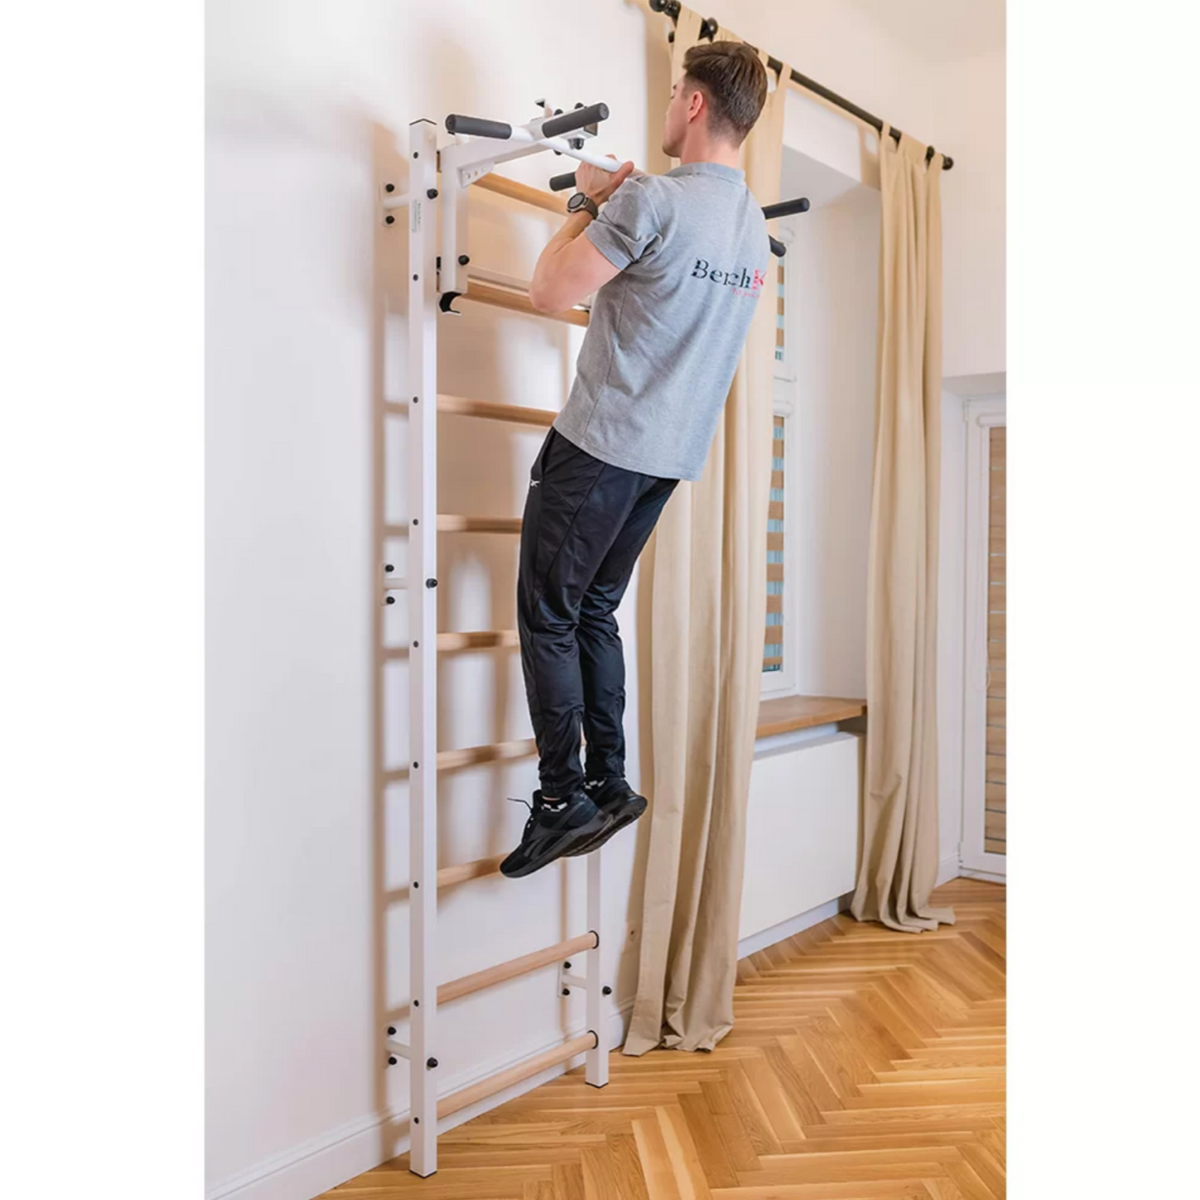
763, 413, 785, 674
774, 259, 786, 364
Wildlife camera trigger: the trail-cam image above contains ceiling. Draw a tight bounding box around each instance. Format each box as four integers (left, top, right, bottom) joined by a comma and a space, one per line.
845, 0, 1005, 62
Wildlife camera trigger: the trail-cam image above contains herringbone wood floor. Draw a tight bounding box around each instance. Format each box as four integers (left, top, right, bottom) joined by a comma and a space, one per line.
330, 878, 1005, 1199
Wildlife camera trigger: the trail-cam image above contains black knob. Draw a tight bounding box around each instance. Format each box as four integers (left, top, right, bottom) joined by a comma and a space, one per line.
387, 1026, 396, 1035
458, 254, 470, 265
385, 563, 394, 572
385, 183, 395, 193
385, 596, 395, 605
387, 1056, 397, 1066
602, 986, 612, 995
561, 988, 570, 996
426, 187, 438, 199
385, 215, 395, 224
564, 961, 572, 970
426, 1057, 438, 1069
426, 578, 437, 588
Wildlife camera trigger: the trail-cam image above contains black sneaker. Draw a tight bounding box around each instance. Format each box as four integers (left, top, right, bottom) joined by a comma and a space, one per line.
564, 778, 648, 856
499, 789, 613, 878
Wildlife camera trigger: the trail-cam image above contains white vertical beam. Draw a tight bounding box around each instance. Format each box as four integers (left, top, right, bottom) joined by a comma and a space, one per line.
584, 851, 607, 1087
407, 117, 440, 1177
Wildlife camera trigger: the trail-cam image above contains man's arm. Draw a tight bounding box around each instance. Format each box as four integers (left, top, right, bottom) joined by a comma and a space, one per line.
528, 158, 635, 315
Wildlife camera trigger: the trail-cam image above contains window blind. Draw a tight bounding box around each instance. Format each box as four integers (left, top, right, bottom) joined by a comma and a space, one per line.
985, 425, 1006, 855
764, 414, 785, 672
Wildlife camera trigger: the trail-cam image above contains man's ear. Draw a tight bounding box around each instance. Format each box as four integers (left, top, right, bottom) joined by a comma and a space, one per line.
687, 85, 705, 124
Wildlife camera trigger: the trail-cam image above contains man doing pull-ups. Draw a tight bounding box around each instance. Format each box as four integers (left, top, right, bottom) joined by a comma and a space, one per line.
501, 42, 771, 878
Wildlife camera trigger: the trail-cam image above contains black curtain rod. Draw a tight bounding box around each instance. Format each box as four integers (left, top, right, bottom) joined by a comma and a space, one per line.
648, 0, 954, 171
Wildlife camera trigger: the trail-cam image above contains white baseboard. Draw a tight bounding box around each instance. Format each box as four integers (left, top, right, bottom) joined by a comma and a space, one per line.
206, 1003, 636, 1200
736, 893, 851, 958
937, 853, 962, 887
958, 864, 1006, 884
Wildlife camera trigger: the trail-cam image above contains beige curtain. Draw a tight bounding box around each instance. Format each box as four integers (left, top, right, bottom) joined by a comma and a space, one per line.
850, 123, 955, 934
624, 8, 789, 1055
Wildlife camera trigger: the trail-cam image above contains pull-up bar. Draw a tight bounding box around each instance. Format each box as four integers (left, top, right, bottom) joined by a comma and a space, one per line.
547, 169, 810, 258
447, 102, 610, 143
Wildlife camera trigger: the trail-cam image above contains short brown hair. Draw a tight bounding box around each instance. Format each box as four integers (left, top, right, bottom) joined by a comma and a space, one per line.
682, 42, 768, 146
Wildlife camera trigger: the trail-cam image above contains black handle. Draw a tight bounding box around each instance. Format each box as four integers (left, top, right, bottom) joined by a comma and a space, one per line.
762, 196, 810, 220
541, 103, 609, 139
445, 114, 513, 139
769, 235, 786, 258
549, 171, 578, 193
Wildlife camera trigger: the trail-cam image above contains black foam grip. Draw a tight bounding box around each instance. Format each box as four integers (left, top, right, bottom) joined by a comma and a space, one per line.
769, 235, 786, 258
445, 114, 513, 139
541, 103, 609, 139
549, 171, 578, 192
762, 196, 811, 220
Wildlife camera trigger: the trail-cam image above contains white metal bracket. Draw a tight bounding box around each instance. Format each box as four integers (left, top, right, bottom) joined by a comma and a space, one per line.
559, 960, 588, 995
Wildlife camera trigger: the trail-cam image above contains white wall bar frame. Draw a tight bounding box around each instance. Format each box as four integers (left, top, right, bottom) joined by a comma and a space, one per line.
406, 117, 440, 1177
387, 111, 613, 1179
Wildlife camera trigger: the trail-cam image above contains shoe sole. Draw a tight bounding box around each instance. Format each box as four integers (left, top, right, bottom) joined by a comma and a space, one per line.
500, 808, 614, 878
564, 795, 647, 857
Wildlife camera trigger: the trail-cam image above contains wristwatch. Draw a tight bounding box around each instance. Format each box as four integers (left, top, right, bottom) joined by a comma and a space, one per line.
566, 192, 600, 219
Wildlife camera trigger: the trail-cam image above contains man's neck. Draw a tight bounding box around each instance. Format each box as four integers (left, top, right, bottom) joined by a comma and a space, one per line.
676, 140, 741, 170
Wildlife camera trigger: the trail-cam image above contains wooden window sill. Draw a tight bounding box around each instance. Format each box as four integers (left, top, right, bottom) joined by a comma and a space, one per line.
756, 695, 867, 739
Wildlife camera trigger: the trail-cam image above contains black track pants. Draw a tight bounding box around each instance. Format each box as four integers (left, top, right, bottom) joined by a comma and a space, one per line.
517, 427, 679, 798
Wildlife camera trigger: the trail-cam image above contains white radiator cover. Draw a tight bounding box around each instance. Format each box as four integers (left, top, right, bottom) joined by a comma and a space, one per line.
739, 731, 863, 941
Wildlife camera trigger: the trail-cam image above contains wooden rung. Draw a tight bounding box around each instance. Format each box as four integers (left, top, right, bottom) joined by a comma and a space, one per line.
474, 172, 568, 216
464, 281, 589, 328
436, 854, 506, 890
437, 737, 538, 772
437, 514, 523, 534
437, 630, 520, 652
438, 932, 598, 1006
437, 1031, 598, 1120
384, 630, 520, 658
437, 394, 556, 428
383, 737, 540, 782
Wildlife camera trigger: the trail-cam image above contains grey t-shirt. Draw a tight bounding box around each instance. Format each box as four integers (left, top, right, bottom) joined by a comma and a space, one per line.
552, 161, 770, 482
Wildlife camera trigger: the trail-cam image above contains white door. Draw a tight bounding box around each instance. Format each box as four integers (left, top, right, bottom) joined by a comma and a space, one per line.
961, 399, 1006, 877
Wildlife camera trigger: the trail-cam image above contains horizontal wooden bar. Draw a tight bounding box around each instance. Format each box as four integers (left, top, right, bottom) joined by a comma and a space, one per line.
437, 629, 519, 652
438, 932, 598, 1006
437, 514, 523, 534
436, 853, 506, 891
438, 737, 537, 773
474, 172, 568, 216
437, 394, 557, 427
383, 630, 520, 659
464, 281, 589, 328
437, 1031, 598, 1120
384, 737, 546, 783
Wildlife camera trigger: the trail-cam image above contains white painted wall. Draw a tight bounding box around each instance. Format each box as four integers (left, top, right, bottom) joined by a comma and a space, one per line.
933, 47, 1006, 378
207, 3, 1002, 1197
